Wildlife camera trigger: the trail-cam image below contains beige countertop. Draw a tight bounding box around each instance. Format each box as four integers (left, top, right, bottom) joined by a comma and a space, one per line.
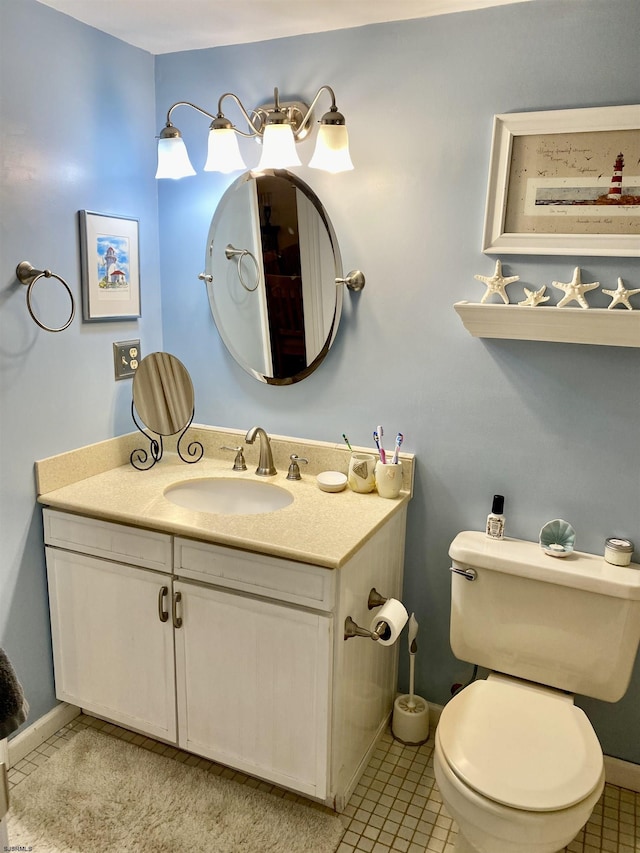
36, 427, 414, 569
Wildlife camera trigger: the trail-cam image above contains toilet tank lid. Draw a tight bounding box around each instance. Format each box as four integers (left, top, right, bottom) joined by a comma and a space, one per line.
437, 677, 604, 811
449, 531, 640, 600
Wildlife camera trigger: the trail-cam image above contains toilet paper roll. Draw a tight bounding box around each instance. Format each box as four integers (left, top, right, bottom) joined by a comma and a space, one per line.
370, 598, 408, 646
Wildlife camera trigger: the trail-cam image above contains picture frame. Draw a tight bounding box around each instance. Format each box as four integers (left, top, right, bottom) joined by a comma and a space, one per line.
79, 211, 141, 320
482, 104, 640, 257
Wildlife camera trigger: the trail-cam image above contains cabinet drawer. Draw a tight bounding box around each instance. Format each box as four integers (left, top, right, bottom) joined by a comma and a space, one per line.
43, 508, 172, 573
175, 538, 335, 611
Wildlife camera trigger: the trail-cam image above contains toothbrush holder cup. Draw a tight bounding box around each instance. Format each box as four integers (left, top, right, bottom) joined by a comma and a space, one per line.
375, 460, 403, 499
347, 453, 377, 493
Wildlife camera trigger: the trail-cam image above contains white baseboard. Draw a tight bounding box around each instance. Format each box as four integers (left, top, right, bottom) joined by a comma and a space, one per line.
603, 754, 640, 793
431, 701, 640, 793
7, 702, 80, 768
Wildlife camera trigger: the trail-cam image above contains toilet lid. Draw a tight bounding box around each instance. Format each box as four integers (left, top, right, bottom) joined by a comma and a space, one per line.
438, 677, 603, 811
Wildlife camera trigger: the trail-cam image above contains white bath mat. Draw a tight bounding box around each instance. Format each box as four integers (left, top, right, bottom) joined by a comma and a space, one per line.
8, 728, 344, 852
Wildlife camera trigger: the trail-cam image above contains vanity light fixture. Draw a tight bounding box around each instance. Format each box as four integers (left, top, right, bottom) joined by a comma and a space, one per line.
155, 85, 353, 179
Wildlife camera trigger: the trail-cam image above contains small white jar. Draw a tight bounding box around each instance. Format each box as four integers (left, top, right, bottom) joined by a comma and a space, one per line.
604, 537, 634, 567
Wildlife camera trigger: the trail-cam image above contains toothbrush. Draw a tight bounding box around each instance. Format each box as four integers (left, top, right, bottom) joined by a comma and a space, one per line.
392, 432, 404, 464
373, 429, 385, 463
342, 433, 353, 452
376, 425, 386, 464
406, 614, 419, 710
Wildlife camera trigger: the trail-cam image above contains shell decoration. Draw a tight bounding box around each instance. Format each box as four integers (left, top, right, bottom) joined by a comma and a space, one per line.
539, 519, 576, 558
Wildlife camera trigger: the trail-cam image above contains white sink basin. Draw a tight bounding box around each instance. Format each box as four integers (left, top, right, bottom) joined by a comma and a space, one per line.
164, 478, 293, 515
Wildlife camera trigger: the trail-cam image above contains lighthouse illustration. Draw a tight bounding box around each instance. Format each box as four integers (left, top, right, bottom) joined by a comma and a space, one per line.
103, 245, 118, 282
607, 152, 624, 200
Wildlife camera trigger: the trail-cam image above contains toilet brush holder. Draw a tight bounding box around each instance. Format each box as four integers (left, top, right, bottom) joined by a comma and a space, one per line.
392, 694, 430, 745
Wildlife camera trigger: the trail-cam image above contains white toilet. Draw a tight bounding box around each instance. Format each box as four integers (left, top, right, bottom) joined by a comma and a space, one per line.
434, 531, 640, 853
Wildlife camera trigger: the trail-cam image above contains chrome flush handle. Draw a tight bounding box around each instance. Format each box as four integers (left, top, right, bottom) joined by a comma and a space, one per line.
449, 566, 477, 581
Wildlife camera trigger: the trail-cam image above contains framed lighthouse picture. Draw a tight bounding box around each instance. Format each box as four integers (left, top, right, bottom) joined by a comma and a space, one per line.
482, 104, 640, 256
79, 211, 141, 320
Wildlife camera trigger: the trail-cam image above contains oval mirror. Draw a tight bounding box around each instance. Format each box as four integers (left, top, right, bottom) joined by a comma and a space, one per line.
204, 169, 343, 385
132, 352, 195, 435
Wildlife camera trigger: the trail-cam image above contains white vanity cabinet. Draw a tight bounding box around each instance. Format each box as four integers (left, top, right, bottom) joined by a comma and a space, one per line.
174, 580, 331, 798
44, 511, 176, 742
172, 537, 336, 799
43, 504, 407, 809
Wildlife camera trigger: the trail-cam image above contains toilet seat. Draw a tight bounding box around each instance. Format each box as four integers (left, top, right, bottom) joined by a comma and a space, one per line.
437, 675, 603, 812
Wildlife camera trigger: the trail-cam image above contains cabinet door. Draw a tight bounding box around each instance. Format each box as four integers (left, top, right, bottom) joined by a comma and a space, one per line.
174, 581, 332, 799
46, 547, 177, 742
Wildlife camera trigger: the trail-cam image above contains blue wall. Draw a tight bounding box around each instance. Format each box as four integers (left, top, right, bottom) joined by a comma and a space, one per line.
1, 0, 639, 766
155, 0, 640, 762
0, 1, 162, 725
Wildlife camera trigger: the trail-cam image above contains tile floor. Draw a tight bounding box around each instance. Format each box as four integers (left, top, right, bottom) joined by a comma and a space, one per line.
8, 713, 640, 853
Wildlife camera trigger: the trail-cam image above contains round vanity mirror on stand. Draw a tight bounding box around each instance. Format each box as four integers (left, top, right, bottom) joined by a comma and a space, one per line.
130, 352, 203, 470
203, 169, 354, 385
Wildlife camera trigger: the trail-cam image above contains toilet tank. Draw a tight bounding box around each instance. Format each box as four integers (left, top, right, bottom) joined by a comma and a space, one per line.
448, 531, 640, 702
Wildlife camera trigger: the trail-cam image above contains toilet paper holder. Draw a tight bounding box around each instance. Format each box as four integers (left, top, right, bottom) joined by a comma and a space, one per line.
367, 587, 388, 609
344, 587, 391, 641
344, 615, 391, 641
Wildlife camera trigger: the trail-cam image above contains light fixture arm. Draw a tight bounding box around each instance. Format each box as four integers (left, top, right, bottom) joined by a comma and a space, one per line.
296, 85, 339, 138
163, 95, 264, 139
164, 100, 218, 128
216, 92, 261, 138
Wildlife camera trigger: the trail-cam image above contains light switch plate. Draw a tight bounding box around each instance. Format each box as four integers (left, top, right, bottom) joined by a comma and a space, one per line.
113, 340, 141, 380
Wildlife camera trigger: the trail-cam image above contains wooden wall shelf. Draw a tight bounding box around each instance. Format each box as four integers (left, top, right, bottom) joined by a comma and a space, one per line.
454, 302, 640, 348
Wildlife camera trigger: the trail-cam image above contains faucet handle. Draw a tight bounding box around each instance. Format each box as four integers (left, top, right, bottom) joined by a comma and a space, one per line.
286, 454, 308, 480
221, 445, 247, 471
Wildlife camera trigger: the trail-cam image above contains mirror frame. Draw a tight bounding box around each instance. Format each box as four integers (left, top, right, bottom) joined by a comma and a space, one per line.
205, 169, 344, 385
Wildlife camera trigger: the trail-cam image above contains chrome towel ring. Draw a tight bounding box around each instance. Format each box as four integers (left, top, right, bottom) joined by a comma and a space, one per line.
225, 244, 260, 292
16, 261, 75, 333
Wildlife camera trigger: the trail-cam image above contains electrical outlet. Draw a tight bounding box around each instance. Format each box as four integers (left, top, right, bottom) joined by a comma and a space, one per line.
113, 340, 141, 380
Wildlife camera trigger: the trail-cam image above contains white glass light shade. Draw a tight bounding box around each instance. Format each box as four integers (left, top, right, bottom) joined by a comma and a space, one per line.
204, 127, 247, 173
308, 124, 354, 173
256, 123, 301, 171
155, 136, 196, 179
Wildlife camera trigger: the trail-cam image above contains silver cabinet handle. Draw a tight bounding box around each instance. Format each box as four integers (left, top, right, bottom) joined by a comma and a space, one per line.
449, 566, 477, 581
172, 591, 183, 629
158, 585, 169, 622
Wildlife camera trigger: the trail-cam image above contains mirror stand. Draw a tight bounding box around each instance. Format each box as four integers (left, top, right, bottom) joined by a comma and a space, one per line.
130, 402, 204, 471
129, 351, 203, 471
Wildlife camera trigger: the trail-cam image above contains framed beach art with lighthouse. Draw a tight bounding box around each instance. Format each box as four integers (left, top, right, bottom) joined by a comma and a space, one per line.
482, 104, 640, 256
79, 211, 141, 320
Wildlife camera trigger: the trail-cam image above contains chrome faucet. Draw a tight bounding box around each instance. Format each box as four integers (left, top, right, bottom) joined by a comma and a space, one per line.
245, 426, 276, 476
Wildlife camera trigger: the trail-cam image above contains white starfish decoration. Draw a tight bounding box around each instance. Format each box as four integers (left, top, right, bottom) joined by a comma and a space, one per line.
602, 277, 640, 310
518, 285, 550, 307
551, 267, 599, 309
474, 260, 519, 304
